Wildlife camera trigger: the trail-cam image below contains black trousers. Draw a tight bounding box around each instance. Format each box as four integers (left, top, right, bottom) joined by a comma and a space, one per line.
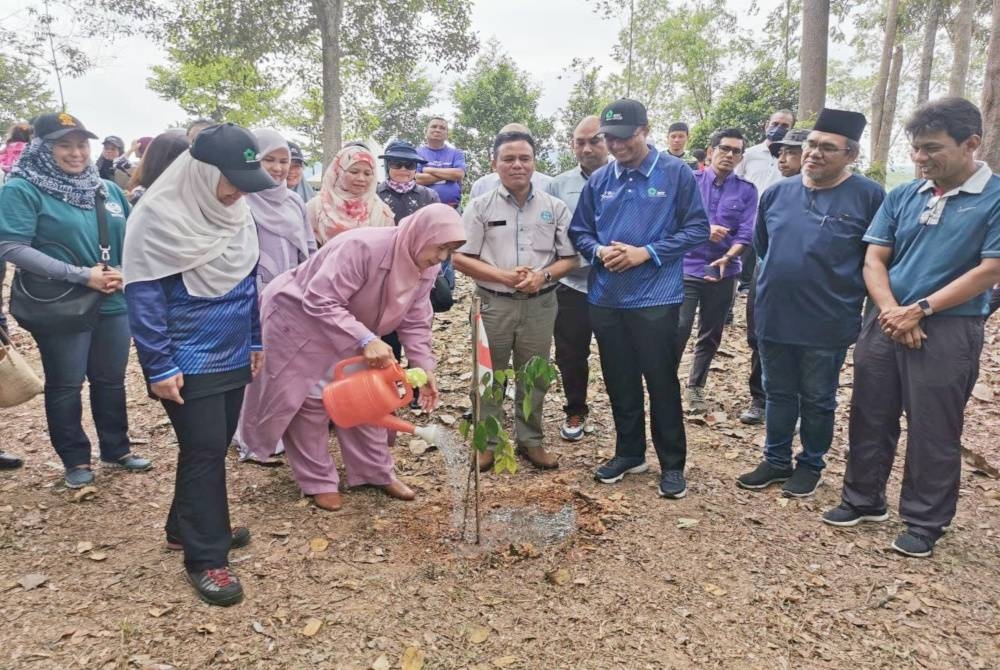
676, 276, 736, 388
738, 242, 757, 288
163, 386, 244, 572
745, 265, 765, 403
590, 304, 686, 471
553, 285, 593, 416
989, 287, 1000, 318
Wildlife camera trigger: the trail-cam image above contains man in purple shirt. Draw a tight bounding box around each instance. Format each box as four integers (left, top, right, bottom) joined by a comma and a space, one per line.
415, 117, 466, 208
676, 128, 757, 412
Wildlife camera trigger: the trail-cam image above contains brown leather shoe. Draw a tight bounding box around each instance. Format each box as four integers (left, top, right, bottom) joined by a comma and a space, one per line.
382, 480, 416, 501
517, 445, 559, 469
477, 450, 494, 472
313, 492, 342, 511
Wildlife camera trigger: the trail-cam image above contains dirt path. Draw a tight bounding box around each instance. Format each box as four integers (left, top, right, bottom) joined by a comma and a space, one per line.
1, 280, 998, 670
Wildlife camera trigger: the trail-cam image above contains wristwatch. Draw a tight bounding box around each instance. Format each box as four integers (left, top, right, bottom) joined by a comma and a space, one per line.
917, 299, 933, 317
543, 270, 553, 283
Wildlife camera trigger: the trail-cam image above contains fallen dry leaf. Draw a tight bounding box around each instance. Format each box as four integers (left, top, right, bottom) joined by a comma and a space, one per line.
196, 624, 217, 634
438, 414, 456, 426
301, 618, 323, 637
676, 517, 700, 529
148, 605, 173, 618
468, 626, 490, 644
408, 439, 430, 455
371, 655, 390, 670
702, 582, 727, 597
87, 551, 108, 562
72, 486, 97, 502
76, 541, 94, 554
492, 657, 517, 668
309, 537, 329, 553
545, 568, 571, 586
400, 646, 425, 670
19, 573, 48, 591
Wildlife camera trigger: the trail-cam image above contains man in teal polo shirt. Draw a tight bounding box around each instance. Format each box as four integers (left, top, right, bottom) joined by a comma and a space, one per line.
823, 97, 1000, 558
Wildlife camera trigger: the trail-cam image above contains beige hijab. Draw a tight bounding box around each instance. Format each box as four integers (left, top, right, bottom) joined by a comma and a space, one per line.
307, 145, 393, 244
123, 151, 259, 298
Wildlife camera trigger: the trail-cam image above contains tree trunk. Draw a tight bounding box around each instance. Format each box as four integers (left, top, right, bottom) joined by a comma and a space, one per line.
870, 0, 900, 157
783, 0, 793, 78
980, 0, 1000, 171
949, 0, 975, 97
874, 44, 903, 174
314, 0, 343, 167
916, 0, 940, 106
798, 0, 830, 122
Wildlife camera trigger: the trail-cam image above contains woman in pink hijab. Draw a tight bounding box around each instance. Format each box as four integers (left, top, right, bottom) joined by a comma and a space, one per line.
239, 203, 465, 510
306, 144, 394, 245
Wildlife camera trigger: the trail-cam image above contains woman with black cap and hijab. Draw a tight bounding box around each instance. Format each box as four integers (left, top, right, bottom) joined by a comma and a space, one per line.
123, 123, 275, 607
0, 112, 151, 487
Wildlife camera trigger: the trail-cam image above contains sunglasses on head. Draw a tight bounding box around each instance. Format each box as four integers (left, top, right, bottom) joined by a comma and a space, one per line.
388, 160, 417, 170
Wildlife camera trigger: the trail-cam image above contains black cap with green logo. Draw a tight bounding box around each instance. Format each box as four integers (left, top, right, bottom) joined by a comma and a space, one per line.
190, 122, 276, 193
598, 99, 649, 139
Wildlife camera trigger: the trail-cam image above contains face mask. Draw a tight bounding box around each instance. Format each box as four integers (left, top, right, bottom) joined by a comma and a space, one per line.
766, 126, 789, 143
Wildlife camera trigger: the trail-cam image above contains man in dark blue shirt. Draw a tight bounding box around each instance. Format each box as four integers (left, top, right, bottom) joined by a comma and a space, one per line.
736, 108, 885, 498
569, 98, 709, 498
823, 98, 1000, 558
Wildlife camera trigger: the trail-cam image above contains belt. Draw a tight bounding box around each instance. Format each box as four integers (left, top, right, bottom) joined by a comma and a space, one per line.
477, 284, 558, 300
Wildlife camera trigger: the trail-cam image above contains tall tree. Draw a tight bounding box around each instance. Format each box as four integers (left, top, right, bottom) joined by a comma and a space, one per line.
980, 0, 1000, 170
607, 0, 737, 128
916, 0, 942, 106
0, 54, 56, 127
948, 0, 976, 96
799, 0, 830, 121
688, 61, 799, 150
553, 59, 614, 173
870, 0, 901, 161
450, 41, 555, 188
126, 0, 476, 164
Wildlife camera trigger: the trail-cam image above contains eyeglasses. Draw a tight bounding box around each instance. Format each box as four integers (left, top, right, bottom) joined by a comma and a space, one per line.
714, 145, 744, 156
388, 161, 417, 170
803, 140, 850, 154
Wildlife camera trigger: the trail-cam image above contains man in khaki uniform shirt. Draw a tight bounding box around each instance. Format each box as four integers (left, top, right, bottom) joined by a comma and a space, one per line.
454, 131, 579, 471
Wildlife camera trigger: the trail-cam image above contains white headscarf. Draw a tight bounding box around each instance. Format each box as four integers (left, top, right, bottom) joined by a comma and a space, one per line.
123, 151, 259, 298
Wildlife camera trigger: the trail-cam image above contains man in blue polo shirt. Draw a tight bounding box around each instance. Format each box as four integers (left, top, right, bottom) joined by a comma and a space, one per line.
823, 97, 1000, 558
569, 98, 709, 498
736, 108, 885, 498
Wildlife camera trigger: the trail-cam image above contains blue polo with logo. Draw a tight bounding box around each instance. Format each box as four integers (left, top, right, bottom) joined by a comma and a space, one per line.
568, 148, 710, 309
863, 162, 1000, 317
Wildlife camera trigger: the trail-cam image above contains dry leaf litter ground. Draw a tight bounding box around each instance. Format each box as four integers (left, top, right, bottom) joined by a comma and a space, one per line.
1, 274, 999, 670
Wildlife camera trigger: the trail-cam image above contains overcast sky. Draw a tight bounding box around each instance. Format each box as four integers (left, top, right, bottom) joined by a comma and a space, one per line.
12, 0, 777, 144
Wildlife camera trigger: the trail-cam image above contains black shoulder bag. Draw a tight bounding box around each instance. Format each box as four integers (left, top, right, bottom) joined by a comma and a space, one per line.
10, 189, 111, 335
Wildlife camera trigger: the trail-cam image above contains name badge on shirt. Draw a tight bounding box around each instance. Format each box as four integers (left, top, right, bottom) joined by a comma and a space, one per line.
647, 187, 667, 198
487, 220, 507, 227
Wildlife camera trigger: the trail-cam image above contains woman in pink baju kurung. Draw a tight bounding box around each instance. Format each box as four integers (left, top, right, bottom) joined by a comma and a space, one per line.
239, 204, 465, 510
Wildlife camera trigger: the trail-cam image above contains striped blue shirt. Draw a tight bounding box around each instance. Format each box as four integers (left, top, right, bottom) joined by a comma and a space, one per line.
569, 148, 709, 309
126, 273, 262, 382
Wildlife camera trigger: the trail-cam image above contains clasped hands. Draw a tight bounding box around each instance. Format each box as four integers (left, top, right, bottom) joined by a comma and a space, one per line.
496, 266, 547, 294
600, 241, 651, 272
878, 304, 927, 349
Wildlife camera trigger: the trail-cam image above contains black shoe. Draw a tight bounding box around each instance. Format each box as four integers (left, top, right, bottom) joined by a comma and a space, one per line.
186, 567, 244, 606
781, 466, 822, 498
821, 503, 889, 527
595, 456, 648, 484
891, 531, 934, 558
658, 470, 687, 499
0, 452, 24, 470
739, 400, 765, 425
166, 526, 251, 552
736, 461, 793, 490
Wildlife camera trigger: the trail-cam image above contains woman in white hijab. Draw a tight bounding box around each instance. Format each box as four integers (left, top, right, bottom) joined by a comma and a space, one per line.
123, 122, 274, 608
232, 128, 316, 465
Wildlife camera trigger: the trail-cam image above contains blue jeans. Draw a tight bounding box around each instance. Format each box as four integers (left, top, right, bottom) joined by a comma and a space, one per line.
33, 313, 131, 469
759, 340, 847, 472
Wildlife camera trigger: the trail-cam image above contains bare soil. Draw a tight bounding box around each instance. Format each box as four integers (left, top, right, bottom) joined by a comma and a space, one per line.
1, 277, 998, 670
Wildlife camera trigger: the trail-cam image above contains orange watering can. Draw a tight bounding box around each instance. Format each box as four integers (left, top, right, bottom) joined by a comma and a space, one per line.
322, 356, 430, 438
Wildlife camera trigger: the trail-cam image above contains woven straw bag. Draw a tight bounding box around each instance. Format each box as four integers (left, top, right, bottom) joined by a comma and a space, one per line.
0, 327, 44, 408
